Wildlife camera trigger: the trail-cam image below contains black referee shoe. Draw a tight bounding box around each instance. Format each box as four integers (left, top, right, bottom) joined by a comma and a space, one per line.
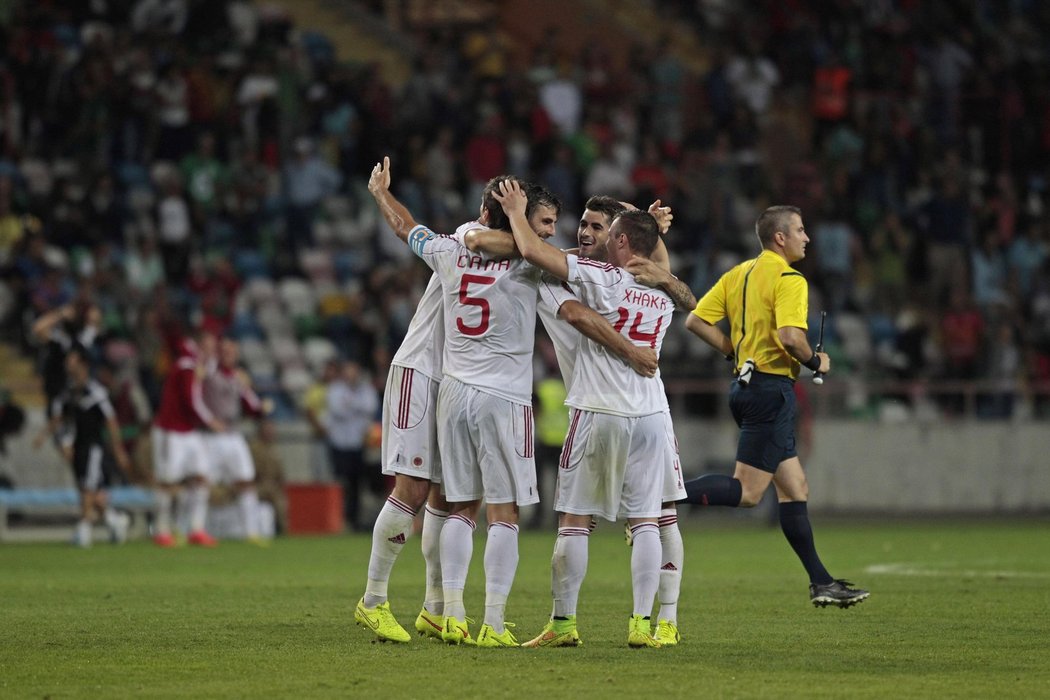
810, 579, 870, 608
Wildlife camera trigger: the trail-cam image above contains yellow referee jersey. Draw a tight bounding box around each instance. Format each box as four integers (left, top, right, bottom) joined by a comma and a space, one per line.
693, 249, 809, 380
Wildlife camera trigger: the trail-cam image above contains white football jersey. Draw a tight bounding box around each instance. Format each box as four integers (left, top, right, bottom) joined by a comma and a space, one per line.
410, 224, 572, 404
563, 254, 673, 417
389, 273, 444, 381
388, 224, 476, 381
537, 278, 581, 386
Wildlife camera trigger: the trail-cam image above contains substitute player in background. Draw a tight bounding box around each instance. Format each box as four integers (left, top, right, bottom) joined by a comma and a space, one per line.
38, 344, 132, 546
202, 337, 271, 543
151, 329, 225, 547
680, 205, 869, 608
496, 181, 676, 648
367, 157, 657, 648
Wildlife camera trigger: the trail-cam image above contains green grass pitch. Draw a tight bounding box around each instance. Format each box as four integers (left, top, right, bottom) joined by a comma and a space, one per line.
2, 518, 1049, 698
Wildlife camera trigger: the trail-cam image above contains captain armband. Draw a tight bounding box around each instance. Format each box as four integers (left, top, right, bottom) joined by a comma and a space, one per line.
408, 225, 433, 257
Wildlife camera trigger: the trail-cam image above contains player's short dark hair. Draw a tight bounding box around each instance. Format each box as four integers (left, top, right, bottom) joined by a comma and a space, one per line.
481, 175, 514, 232
756, 205, 802, 248
584, 195, 627, 227
524, 182, 561, 218
611, 210, 660, 257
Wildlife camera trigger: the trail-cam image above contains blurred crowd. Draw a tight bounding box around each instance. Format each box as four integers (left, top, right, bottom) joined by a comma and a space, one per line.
0, 0, 1049, 421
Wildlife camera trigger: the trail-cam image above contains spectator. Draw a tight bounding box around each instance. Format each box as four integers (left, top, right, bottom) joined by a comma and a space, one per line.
282, 136, 341, 254
323, 359, 379, 532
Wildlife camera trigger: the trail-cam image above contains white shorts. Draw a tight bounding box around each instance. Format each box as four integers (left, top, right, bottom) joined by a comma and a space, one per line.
437, 377, 537, 506
381, 365, 441, 482
555, 409, 669, 521
203, 432, 256, 483
152, 427, 209, 483
659, 411, 687, 504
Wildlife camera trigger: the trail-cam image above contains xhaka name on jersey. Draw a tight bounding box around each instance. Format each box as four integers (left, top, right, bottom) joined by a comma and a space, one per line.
623, 288, 670, 310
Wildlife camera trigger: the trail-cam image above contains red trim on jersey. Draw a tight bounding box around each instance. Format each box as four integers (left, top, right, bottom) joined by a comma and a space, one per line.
577, 258, 617, 272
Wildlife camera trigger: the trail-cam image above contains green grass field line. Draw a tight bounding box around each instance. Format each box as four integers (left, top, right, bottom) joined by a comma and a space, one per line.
2, 520, 1048, 698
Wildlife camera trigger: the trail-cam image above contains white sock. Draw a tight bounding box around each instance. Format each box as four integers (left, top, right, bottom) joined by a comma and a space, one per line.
155, 490, 173, 535
363, 496, 417, 608
103, 507, 120, 530
658, 509, 683, 623
552, 526, 590, 618
238, 489, 261, 539
629, 522, 661, 617
440, 513, 475, 620
421, 505, 448, 614
76, 518, 92, 546
483, 522, 519, 634
189, 483, 209, 533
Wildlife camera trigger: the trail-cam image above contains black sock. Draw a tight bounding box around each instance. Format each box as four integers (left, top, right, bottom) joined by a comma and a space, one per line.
681, 474, 743, 506
778, 501, 833, 585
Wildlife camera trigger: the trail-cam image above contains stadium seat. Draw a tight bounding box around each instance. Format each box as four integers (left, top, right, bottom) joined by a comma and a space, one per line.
312, 219, 336, 247
837, 312, 873, 367
229, 311, 265, 341
269, 334, 302, 366
234, 250, 271, 280
318, 292, 352, 318
257, 304, 294, 337
293, 313, 325, 340
280, 365, 314, 395
302, 336, 337, 374
243, 277, 277, 307
278, 278, 317, 317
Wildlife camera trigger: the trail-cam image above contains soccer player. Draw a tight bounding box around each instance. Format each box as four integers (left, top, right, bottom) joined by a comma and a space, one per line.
32, 299, 102, 446
465, 193, 694, 645
202, 337, 271, 543
494, 180, 677, 648
362, 157, 657, 648
680, 205, 869, 608
151, 329, 226, 547
39, 345, 132, 547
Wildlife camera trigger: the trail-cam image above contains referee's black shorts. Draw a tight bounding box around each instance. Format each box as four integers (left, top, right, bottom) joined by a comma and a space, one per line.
729, 372, 798, 473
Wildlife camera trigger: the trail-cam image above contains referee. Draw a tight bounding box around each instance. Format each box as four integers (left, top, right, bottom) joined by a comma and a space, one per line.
681, 205, 868, 608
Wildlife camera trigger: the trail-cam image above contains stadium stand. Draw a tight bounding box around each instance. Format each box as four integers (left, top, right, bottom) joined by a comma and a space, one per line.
0, 0, 1048, 523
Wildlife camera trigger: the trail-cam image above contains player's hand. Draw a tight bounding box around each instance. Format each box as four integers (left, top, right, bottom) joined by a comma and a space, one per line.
492, 179, 527, 217
60, 445, 73, 462
648, 200, 673, 234
627, 346, 659, 378
625, 255, 667, 289
368, 156, 391, 196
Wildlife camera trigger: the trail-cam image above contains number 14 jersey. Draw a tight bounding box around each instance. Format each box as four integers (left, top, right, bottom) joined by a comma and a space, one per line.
564, 254, 674, 417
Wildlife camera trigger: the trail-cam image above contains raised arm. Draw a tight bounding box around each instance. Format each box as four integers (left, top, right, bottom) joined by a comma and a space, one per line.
557, 300, 658, 377
32, 304, 74, 343
368, 157, 420, 242
493, 180, 570, 280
